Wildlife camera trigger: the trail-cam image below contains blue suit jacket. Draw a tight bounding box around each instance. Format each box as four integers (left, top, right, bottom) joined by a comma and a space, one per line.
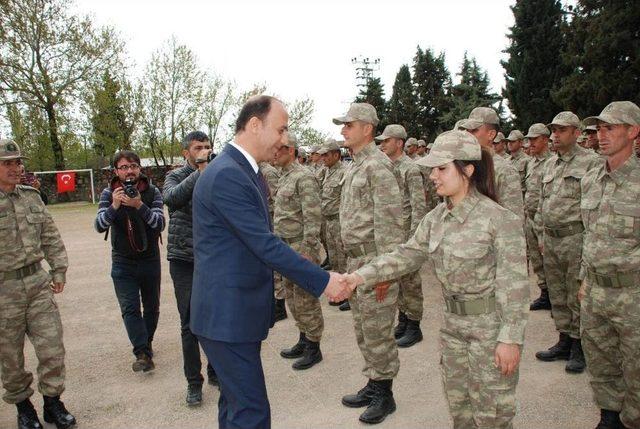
191, 144, 329, 343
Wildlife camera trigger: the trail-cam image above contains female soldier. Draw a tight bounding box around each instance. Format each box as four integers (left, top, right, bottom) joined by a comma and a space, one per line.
344, 130, 529, 428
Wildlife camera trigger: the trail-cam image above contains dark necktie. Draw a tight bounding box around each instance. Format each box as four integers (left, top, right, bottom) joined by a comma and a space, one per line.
256, 171, 272, 230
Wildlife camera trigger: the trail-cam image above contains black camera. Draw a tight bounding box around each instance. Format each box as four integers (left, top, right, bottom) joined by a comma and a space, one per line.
195, 151, 216, 165
123, 179, 138, 198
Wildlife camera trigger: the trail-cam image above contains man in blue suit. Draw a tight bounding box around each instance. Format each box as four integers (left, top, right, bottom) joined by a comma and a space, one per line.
191, 95, 350, 429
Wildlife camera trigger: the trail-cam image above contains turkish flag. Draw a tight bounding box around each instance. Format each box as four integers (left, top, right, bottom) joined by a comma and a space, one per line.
56, 172, 76, 193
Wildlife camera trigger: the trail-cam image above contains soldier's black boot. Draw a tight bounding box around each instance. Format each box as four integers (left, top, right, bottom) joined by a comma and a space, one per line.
595, 409, 624, 429
42, 395, 76, 429
530, 289, 551, 311
342, 380, 376, 408
535, 332, 572, 361
339, 301, 351, 311
394, 312, 408, 339
280, 332, 306, 359
292, 340, 322, 370
16, 399, 42, 429
274, 298, 287, 322
397, 319, 423, 348
359, 380, 396, 424
565, 338, 586, 373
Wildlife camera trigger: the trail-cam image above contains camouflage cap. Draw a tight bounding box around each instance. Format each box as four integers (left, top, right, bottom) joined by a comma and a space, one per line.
524, 123, 550, 138
0, 139, 27, 160
547, 111, 581, 128
583, 101, 640, 126
584, 124, 598, 132
317, 139, 341, 154
493, 132, 506, 143
453, 119, 466, 131
415, 130, 481, 168
405, 137, 418, 147
460, 107, 500, 130
333, 102, 380, 126
374, 124, 407, 141
417, 139, 427, 147
298, 147, 308, 158
507, 130, 525, 141
284, 133, 299, 149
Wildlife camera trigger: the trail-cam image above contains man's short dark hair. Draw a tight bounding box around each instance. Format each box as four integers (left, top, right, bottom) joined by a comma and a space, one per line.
182, 131, 210, 149
112, 150, 141, 169
235, 95, 278, 134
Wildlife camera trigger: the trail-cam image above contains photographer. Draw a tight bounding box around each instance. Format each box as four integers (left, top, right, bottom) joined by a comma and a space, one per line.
163, 131, 216, 407
94, 150, 165, 373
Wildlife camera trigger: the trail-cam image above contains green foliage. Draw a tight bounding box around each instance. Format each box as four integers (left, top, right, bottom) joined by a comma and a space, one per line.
354, 77, 388, 133
412, 47, 451, 140
387, 64, 421, 138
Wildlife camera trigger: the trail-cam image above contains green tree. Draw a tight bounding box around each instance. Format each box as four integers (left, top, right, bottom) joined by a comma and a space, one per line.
502, 0, 567, 129
412, 46, 452, 140
6, 104, 53, 170
354, 77, 388, 133
0, 0, 122, 170
200, 74, 236, 152
553, 0, 640, 116
387, 64, 420, 138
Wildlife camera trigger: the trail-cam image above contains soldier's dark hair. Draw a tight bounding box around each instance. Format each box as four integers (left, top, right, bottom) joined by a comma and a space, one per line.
182, 131, 210, 149
112, 150, 141, 169
453, 146, 497, 203
235, 95, 279, 134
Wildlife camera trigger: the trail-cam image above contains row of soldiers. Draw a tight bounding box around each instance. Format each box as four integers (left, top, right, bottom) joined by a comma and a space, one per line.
259, 100, 640, 428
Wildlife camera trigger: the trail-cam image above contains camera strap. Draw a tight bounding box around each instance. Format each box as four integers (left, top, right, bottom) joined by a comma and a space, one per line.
125, 213, 148, 253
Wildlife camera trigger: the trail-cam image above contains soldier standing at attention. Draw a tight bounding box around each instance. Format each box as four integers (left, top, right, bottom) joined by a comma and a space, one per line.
377, 124, 428, 348
405, 138, 418, 159
0, 140, 76, 429
333, 103, 404, 424
578, 101, 640, 429
273, 134, 325, 370
506, 129, 530, 194
345, 130, 529, 429
493, 132, 508, 158
416, 139, 427, 158
534, 111, 601, 373
523, 124, 553, 311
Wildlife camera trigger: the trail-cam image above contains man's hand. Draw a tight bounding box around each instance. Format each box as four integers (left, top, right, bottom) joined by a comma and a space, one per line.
122, 193, 143, 209
51, 282, 65, 294
324, 272, 352, 303
196, 148, 212, 171
578, 279, 587, 302
375, 283, 391, 302
343, 273, 364, 292
494, 343, 521, 376
111, 188, 125, 210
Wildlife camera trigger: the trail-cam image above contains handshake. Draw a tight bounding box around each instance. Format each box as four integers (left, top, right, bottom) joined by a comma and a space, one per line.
323, 272, 362, 303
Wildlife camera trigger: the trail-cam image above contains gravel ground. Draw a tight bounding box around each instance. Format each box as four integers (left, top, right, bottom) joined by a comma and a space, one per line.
0, 203, 598, 429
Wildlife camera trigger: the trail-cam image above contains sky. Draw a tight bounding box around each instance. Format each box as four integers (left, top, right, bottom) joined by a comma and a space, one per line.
73, 0, 516, 139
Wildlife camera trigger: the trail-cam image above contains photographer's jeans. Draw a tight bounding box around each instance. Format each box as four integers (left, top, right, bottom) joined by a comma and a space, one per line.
169, 259, 214, 387
111, 258, 161, 358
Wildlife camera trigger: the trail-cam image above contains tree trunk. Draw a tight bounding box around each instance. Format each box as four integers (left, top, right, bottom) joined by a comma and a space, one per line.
44, 102, 66, 170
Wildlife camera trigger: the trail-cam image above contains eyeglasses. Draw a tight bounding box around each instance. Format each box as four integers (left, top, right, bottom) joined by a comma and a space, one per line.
115, 164, 140, 172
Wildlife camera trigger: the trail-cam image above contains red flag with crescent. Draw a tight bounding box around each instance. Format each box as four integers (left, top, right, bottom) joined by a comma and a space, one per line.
56, 172, 76, 193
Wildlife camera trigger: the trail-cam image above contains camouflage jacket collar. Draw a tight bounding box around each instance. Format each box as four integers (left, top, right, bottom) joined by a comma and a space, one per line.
279, 161, 297, 178
599, 153, 639, 186
533, 151, 551, 161
510, 150, 525, 160
443, 188, 481, 224
352, 141, 376, 165
557, 143, 580, 163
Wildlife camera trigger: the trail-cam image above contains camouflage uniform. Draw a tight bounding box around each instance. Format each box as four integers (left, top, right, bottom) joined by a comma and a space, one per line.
356, 189, 529, 428
492, 154, 525, 223
274, 161, 324, 342
340, 142, 404, 380
320, 159, 347, 274
0, 185, 68, 404
509, 149, 530, 196
393, 154, 427, 322
259, 162, 284, 300
579, 102, 640, 428
536, 140, 600, 339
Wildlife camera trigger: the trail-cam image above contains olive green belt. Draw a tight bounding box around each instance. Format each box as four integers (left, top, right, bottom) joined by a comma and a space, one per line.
281, 235, 304, 245
344, 242, 377, 258
589, 270, 639, 288
1, 262, 42, 281
444, 294, 496, 316
545, 221, 584, 238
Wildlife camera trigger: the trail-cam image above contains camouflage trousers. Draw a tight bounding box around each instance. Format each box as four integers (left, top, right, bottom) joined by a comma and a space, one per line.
324, 217, 346, 273
283, 241, 324, 342
581, 276, 640, 429
398, 270, 423, 321
440, 312, 520, 429
0, 269, 65, 404
543, 231, 582, 338
525, 217, 546, 290
347, 254, 399, 381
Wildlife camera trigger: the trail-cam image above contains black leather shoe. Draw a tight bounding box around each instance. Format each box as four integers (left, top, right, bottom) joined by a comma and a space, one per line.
535, 333, 571, 361
397, 319, 423, 348
595, 409, 624, 429
330, 299, 346, 307
132, 353, 155, 372
342, 380, 376, 408
43, 396, 76, 429
292, 340, 322, 370
339, 301, 351, 311
530, 289, 551, 311
359, 380, 396, 424
394, 312, 408, 339
16, 399, 42, 429
274, 298, 287, 322
281, 333, 307, 359
565, 338, 586, 373
186, 385, 203, 407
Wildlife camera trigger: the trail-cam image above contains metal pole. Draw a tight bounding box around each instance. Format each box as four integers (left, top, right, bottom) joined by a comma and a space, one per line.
89, 169, 96, 205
